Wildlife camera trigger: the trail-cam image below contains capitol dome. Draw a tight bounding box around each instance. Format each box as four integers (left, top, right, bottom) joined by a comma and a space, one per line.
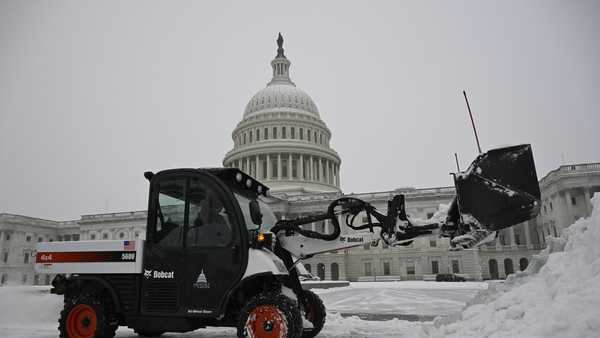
244, 84, 319, 117
223, 34, 341, 195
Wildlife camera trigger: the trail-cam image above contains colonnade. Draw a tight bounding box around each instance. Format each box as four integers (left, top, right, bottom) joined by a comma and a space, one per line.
229, 153, 340, 187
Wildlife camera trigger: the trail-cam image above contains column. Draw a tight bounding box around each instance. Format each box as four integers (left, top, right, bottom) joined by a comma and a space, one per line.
277, 153, 282, 180
584, 189, 593, 216
310, 156, 314, 181
325, 160, 330, 184
330, 161, 334, 185
509, 227, 516, 247
318, 157, 323, 182
564, 190, 573, 228
524, 221, 531, 248
266, 155, 272, 180
496, 231, 502, 250
246, 157, 250, 176
288, 153, 292, 179
299, 154, 304, 180
335, 164, 339, 186
254, 155, 262, 180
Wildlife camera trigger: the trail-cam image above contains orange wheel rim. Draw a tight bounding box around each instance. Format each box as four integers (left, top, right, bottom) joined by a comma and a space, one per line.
66, 304, 97, 338
245, 305, 287, 338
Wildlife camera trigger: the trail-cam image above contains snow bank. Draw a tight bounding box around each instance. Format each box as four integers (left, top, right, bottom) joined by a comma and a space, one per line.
429, 194, 600, 338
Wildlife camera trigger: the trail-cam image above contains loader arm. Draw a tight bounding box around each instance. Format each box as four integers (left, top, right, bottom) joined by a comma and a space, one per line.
272, 144, 541, 255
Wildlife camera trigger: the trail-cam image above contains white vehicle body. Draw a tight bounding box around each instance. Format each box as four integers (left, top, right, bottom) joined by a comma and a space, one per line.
34, 240, 145, 274
241, 248, 289, 279
278, 230, 385, 258
35, 240, 290, 282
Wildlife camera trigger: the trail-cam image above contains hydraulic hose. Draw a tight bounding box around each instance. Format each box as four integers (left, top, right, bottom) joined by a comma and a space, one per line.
270, 197, 389, 241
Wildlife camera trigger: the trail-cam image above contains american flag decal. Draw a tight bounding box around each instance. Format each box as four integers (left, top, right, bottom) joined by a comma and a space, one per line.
124, 240, 135, 251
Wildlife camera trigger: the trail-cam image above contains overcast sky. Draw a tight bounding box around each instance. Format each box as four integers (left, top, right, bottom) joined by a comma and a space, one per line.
1, 0, 599, 221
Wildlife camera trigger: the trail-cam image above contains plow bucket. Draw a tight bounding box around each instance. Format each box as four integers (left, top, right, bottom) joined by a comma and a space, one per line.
454, 144, 541, 231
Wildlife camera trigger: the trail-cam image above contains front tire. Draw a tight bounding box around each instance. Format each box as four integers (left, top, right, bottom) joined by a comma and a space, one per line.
237, 292, 302, 338
301, 290, 326, 338
58, 294, 117, 338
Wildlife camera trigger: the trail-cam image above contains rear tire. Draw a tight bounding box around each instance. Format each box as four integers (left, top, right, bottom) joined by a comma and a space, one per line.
301, 290, 326, 338
237, 292, 302, 338
58, 294, 117, 338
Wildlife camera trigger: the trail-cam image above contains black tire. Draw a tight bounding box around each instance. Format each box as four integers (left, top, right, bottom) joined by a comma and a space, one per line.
301, 290, 326, 338
58, 294, 117, 338
237, 292, 302, 338
134, 329, 164, 337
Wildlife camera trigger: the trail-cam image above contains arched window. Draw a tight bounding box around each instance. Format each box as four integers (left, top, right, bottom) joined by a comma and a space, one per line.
273, 127, 278, 139
519, 258, 529, 271
119, 232, 125, 239
304, 264, 311, 273
314, 131, 317, 143
307, 129, 311, 142
331, 263, 339, 281
320, 134, 323, 144
256, 129, 260, 141
249, 131, 253, 143
299, 128, 304, 140
504, 258, 514, 276
243, 133, 246, 144
291, 127, 295, 139
282, 127, 287, 139
317, 263, 326, 280
264, 128, 269, 140
489, 259, 499, 279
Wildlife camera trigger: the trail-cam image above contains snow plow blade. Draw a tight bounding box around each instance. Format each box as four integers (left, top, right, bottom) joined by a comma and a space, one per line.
454, 144, 540, 231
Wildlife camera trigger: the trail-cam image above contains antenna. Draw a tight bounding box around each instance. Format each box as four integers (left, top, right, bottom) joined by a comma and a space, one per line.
454, 153, 461, 172
463, 90, 482, 154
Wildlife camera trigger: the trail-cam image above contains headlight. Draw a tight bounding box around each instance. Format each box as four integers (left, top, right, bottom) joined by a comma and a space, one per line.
251, 231, 274, 250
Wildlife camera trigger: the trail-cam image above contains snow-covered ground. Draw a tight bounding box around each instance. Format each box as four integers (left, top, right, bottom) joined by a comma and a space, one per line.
0, 281, 484, 338
2, 194, 599, 338
314, 281, 487, 319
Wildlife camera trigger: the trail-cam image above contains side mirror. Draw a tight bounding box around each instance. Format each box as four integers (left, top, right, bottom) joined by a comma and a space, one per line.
249, 200, 263, 226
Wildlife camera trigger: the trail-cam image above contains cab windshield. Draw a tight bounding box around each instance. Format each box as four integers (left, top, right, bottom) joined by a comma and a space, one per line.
234, 193, 278, 231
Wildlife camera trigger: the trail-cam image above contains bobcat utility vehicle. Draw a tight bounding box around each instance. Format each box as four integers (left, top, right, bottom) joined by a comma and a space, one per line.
35, 144, 541, 338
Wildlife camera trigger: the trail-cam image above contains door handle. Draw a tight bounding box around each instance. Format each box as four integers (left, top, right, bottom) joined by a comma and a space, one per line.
232, 245, 239, 263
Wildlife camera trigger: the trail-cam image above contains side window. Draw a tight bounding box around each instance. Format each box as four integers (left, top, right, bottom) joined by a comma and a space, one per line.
155, 177, 186, 248
186, 178, 233, 247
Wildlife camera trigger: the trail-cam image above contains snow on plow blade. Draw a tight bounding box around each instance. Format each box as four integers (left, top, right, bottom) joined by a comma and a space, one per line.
455, 144, 541, 231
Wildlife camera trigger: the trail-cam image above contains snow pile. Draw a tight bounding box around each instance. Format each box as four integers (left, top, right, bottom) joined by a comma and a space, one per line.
429, 194, 600, 338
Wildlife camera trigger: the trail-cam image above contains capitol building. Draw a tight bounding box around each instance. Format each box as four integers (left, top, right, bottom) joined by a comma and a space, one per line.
1, 35, 599, 286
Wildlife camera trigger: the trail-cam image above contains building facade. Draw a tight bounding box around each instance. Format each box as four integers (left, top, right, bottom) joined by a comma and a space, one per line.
1, 36, 599, 285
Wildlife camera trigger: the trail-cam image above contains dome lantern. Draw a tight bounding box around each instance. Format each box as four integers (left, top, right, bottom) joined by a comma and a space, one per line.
268, 33, 294, 86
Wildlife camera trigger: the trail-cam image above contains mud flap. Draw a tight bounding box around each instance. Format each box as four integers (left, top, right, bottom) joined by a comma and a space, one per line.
454, 144, 541, 231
